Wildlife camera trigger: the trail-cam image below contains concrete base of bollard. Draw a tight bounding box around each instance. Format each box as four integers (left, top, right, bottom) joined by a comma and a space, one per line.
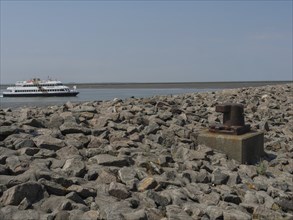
198, 130, 264, 164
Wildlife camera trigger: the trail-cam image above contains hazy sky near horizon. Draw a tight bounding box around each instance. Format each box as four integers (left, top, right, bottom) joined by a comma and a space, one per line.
1, 1, 292, 84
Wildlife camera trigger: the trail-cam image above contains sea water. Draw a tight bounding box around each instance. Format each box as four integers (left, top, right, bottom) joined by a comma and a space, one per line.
0, 88, 217, 109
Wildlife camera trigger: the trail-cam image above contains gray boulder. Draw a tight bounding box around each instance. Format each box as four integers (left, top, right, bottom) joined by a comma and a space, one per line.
108, 182, 130, 199
23, 118, 45, 128
118, 167, 137, 184
60, 122, 91, 135
62, 158, 86, 177
1, 181, 44, 206
33, 135, 65, 151
0, 126, 20, 141
39, 178, 67, 196
65, 133, 90, 149
89, 154, 129, 167
212, 168, 229, 185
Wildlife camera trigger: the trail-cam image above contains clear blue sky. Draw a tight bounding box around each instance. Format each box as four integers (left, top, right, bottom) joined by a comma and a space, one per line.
1, 1, 292, 83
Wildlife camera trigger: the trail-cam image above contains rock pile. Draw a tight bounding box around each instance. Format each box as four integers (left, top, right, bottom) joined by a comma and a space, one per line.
0, 83, 292, 220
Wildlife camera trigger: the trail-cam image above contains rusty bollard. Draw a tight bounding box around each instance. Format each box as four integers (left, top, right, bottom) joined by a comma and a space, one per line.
209, 103, 251, 135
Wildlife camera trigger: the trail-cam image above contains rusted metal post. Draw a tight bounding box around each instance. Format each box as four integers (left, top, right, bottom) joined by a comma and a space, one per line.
216, 104, 245, 126
209, 103, 250, 135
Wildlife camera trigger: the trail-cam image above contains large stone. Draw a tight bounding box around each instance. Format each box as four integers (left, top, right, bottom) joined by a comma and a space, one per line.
23, 118, 45, 128
72, 105, 97, 113
143, 122, 160, 135
39, 178, 67, 196
33, 135, 65, 151
14, 139, 36, 150
118, 167, 137, 184
62, 158, 86, 177
99, 200, 132, 220
65, 133, 90, 149
67, 185, 96, 198
275, 197, 293, 212
56, 146, 80, 160
147, 190, 169, 207
206, 206, 223, 220
96, 170, 117, 184
108, 182, 130, 199
40, 195, 70, 212
1, 181, 44, 205
60, 122, 91, 135
223, 209, 251, 220
90, 154, 129, 167
0, 126, 20, 141
48, 114, 64, 128
211, 168, 229, 185
65, 192, 86, 204
5, 155, 30, 175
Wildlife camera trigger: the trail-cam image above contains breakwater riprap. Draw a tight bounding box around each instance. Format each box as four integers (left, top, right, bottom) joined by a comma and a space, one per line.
0, 83, 292, 219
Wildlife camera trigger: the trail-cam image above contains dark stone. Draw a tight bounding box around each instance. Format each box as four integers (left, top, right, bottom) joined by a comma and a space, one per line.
147, 190, 169, 207
0, 126, 21, 141
222, 193, 242, 205
60, 122, 91, 135
275, 197, 293, 212
62, 158, 86, 177
39, 178, 67, 196
212, 169, 229, 185
108, 182, 130, 199
1, 181, 44, 205
65, 192, 86, 205
24, 118, 45, 128
33, 135, 65, 151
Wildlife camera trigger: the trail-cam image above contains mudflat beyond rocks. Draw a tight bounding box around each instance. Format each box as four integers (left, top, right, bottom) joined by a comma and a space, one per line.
0, 83, 292, 220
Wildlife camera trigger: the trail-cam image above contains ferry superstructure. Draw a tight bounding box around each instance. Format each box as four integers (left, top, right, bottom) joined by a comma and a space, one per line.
2, 78, 79, 97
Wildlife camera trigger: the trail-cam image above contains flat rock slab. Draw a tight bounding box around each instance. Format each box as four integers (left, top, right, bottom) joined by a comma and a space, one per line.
90, 154, 129, 167
33, 135, 65, 151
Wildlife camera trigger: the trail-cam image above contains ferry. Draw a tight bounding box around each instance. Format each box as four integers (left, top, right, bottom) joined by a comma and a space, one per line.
2, 78, 79, 97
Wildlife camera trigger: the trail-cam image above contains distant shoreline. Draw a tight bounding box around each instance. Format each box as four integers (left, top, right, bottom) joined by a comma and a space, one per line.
1, 80, 291, 90
66, 81, 291, 89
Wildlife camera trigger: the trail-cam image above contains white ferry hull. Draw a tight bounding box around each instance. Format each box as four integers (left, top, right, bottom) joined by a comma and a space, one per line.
3, 78, 79, 97
3, 91, 79, 97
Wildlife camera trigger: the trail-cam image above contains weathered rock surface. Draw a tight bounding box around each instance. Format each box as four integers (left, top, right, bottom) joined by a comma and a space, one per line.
0, 83, 292, 219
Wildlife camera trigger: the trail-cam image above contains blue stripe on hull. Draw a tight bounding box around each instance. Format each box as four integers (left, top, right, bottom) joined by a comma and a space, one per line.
3, 92, 79, 97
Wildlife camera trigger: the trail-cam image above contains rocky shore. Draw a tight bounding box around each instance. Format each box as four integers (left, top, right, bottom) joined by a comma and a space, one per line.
0, 83, 292, 220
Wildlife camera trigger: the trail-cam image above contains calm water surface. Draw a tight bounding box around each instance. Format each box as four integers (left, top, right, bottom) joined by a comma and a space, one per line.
0, 88, 217, 108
